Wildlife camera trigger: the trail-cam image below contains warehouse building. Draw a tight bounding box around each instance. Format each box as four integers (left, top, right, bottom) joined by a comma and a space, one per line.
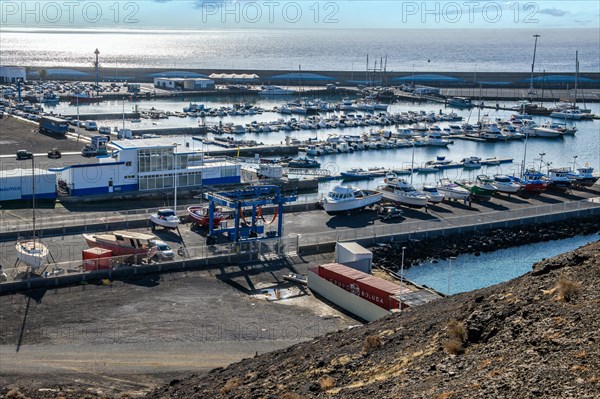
153, 77, 215, 91
0, 66, 26, 83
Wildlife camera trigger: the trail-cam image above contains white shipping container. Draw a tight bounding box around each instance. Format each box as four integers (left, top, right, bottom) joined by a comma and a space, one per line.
335, 242, 373, 274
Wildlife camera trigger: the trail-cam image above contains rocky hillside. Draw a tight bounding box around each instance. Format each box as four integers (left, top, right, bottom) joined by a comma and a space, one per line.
146, 240, 600, 399
3, 240, 599, 399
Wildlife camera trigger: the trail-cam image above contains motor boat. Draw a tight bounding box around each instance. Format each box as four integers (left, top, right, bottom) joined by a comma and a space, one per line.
321, 185, 382, 215
83, 230, 158, 258
421, 184, 445, 203
437, 178, 470, 201
462, 156, 482, 169
258, 85, 296, 96
493, 175, 522, 194
187, 206, 227, 228
287, 158, 321, 168
379, 174, 429, 208
150, 209, 181, 229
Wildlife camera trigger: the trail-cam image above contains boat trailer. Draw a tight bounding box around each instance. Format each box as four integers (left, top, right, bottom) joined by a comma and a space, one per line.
205, 185, 296, 245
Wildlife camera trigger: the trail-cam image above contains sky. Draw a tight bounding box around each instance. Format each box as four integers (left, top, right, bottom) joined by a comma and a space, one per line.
0, 0, 599, 30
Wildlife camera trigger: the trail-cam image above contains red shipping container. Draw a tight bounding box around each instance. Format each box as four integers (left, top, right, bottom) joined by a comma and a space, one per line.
318, 263, 369, 292
354, 276, 402, 310
317, 263, 403, 311
83, 247, 113, 271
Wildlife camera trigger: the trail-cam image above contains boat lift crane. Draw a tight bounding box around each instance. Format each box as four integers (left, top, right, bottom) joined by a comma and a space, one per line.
205, 185, 297, 245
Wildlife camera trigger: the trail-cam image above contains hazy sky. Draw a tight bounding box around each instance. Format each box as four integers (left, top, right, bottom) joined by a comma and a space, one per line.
1, 0, 599, 29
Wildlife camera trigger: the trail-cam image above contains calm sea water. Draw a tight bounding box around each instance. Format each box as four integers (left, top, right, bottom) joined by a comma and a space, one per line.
404, 234, 599, 295
1, 28, 599, 72
46, 95, 600, 195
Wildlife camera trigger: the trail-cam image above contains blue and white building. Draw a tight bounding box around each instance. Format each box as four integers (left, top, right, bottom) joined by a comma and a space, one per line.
50, 138, 241, 197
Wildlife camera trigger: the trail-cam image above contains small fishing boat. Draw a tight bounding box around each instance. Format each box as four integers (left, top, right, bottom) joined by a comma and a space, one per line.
568, 165, 598, 187
322, 186, 383, 215
187, 206, 227, 228
462, 156, 482, 169
511, 170, 549, 193
546, 168, 572, 191
149, 209, 180, 229
70, 92, 104, 103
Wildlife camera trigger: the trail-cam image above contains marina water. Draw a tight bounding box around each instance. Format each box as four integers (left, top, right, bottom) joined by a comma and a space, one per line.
403, 233, 599, 295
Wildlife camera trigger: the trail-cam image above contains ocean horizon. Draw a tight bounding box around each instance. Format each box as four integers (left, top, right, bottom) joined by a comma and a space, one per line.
1, 28, 598, 73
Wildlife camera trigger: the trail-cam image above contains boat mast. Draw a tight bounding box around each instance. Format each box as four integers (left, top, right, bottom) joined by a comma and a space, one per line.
574, 50, 579, 109
529, 34, 541, 98
410, 142, 415, 185
31, 156, 36, 244
521, 131, 529, 177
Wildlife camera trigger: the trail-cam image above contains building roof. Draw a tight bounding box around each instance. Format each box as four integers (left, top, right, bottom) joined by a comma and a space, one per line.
111, 138, 187, 151
0, 168, 55, 178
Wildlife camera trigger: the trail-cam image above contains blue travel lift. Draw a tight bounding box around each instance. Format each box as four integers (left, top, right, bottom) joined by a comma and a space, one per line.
205, 185, 297, 245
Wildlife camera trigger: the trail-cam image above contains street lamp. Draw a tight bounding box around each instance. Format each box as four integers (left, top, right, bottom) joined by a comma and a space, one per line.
173, 143, 179, 214
400, 246, 406, 310
529, 34, 541, 96
447, 256, 456, 296
94, 48, 100, 89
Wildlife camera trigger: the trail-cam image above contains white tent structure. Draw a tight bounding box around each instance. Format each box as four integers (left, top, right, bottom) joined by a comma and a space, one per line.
208, 73, 259, 81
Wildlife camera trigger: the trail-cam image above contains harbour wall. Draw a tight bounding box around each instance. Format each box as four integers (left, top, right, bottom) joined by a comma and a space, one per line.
25, 67, 600, 89
2, 201, 599, 295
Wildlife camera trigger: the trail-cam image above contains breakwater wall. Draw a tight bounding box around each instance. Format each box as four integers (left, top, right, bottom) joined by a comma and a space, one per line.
25, 67, 600, 89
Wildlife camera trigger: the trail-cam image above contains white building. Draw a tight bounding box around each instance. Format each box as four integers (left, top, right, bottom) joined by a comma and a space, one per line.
154, 77, 215, 91
0, 168, 56, 201
50, 138, 240, 197
0, 66, 26, 83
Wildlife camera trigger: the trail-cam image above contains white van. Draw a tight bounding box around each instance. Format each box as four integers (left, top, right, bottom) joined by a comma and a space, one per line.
84, 120, 98, 131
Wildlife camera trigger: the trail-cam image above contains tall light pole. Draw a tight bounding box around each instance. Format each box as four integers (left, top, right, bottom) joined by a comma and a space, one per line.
400, 246, 406, 310
529, 34, 541, 96
447, 256, 456, 296
94, 48, 100, 89
173, 143, 178, 214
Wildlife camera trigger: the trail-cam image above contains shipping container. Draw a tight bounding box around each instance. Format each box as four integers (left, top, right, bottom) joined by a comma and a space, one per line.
335, 242, 373, 273
39, 116, 69, 134
83, 247, 113, 271
316, 263, 403, 311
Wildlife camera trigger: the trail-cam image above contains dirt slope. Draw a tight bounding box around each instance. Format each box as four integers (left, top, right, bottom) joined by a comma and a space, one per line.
146, 240, 600, 399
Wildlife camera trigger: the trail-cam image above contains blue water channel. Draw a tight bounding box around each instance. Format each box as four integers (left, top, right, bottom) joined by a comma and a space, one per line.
403, 233, 599, 295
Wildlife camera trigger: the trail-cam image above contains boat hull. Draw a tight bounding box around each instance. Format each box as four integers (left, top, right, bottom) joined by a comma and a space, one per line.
437, 188, 470, 201
187, 206, 226, 228
15, 240, 48, 269
382, 190, 429, 208
84, 235, 150, 257
150, 214, 180, 229
323, 193, 382, 215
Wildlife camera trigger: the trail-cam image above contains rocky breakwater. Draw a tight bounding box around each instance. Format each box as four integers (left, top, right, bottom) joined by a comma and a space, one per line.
373, 217, 600, 272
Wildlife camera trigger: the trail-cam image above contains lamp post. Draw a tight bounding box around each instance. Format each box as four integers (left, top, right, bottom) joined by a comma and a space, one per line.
447, 256, 456, 296
173, 143, 178, 214
94, 48, 100, 90
529, 34, 541, 97
400, 246, 406, 310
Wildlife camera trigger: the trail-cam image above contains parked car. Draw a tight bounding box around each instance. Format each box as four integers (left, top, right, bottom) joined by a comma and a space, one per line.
150, 240, 175, 261
377, 205, 404, 221
47, 148, 62, 159
16, 149, 33, 160
81, 146, 97, 157
84, 120, 98, 131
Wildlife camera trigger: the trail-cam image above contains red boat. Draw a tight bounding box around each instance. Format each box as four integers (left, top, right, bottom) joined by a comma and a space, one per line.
83, 231, 157, 258
187, 206, 227, 228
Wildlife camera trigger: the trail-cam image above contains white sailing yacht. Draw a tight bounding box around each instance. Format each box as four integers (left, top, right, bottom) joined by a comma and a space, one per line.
15, 157, 50, 270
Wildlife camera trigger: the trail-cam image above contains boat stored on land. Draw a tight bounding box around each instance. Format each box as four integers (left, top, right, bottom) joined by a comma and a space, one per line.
83, 230, 158, 258
150, 209, 180, 229
455, 175, 497, 200
322, 186, 383, 215
187, 206, 227, 228
380, 174, 429, 208
437, 178, 471, 201
493, 175, 522, 194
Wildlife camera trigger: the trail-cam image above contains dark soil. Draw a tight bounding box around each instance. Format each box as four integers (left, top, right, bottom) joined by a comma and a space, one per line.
5, 239, 598, 398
